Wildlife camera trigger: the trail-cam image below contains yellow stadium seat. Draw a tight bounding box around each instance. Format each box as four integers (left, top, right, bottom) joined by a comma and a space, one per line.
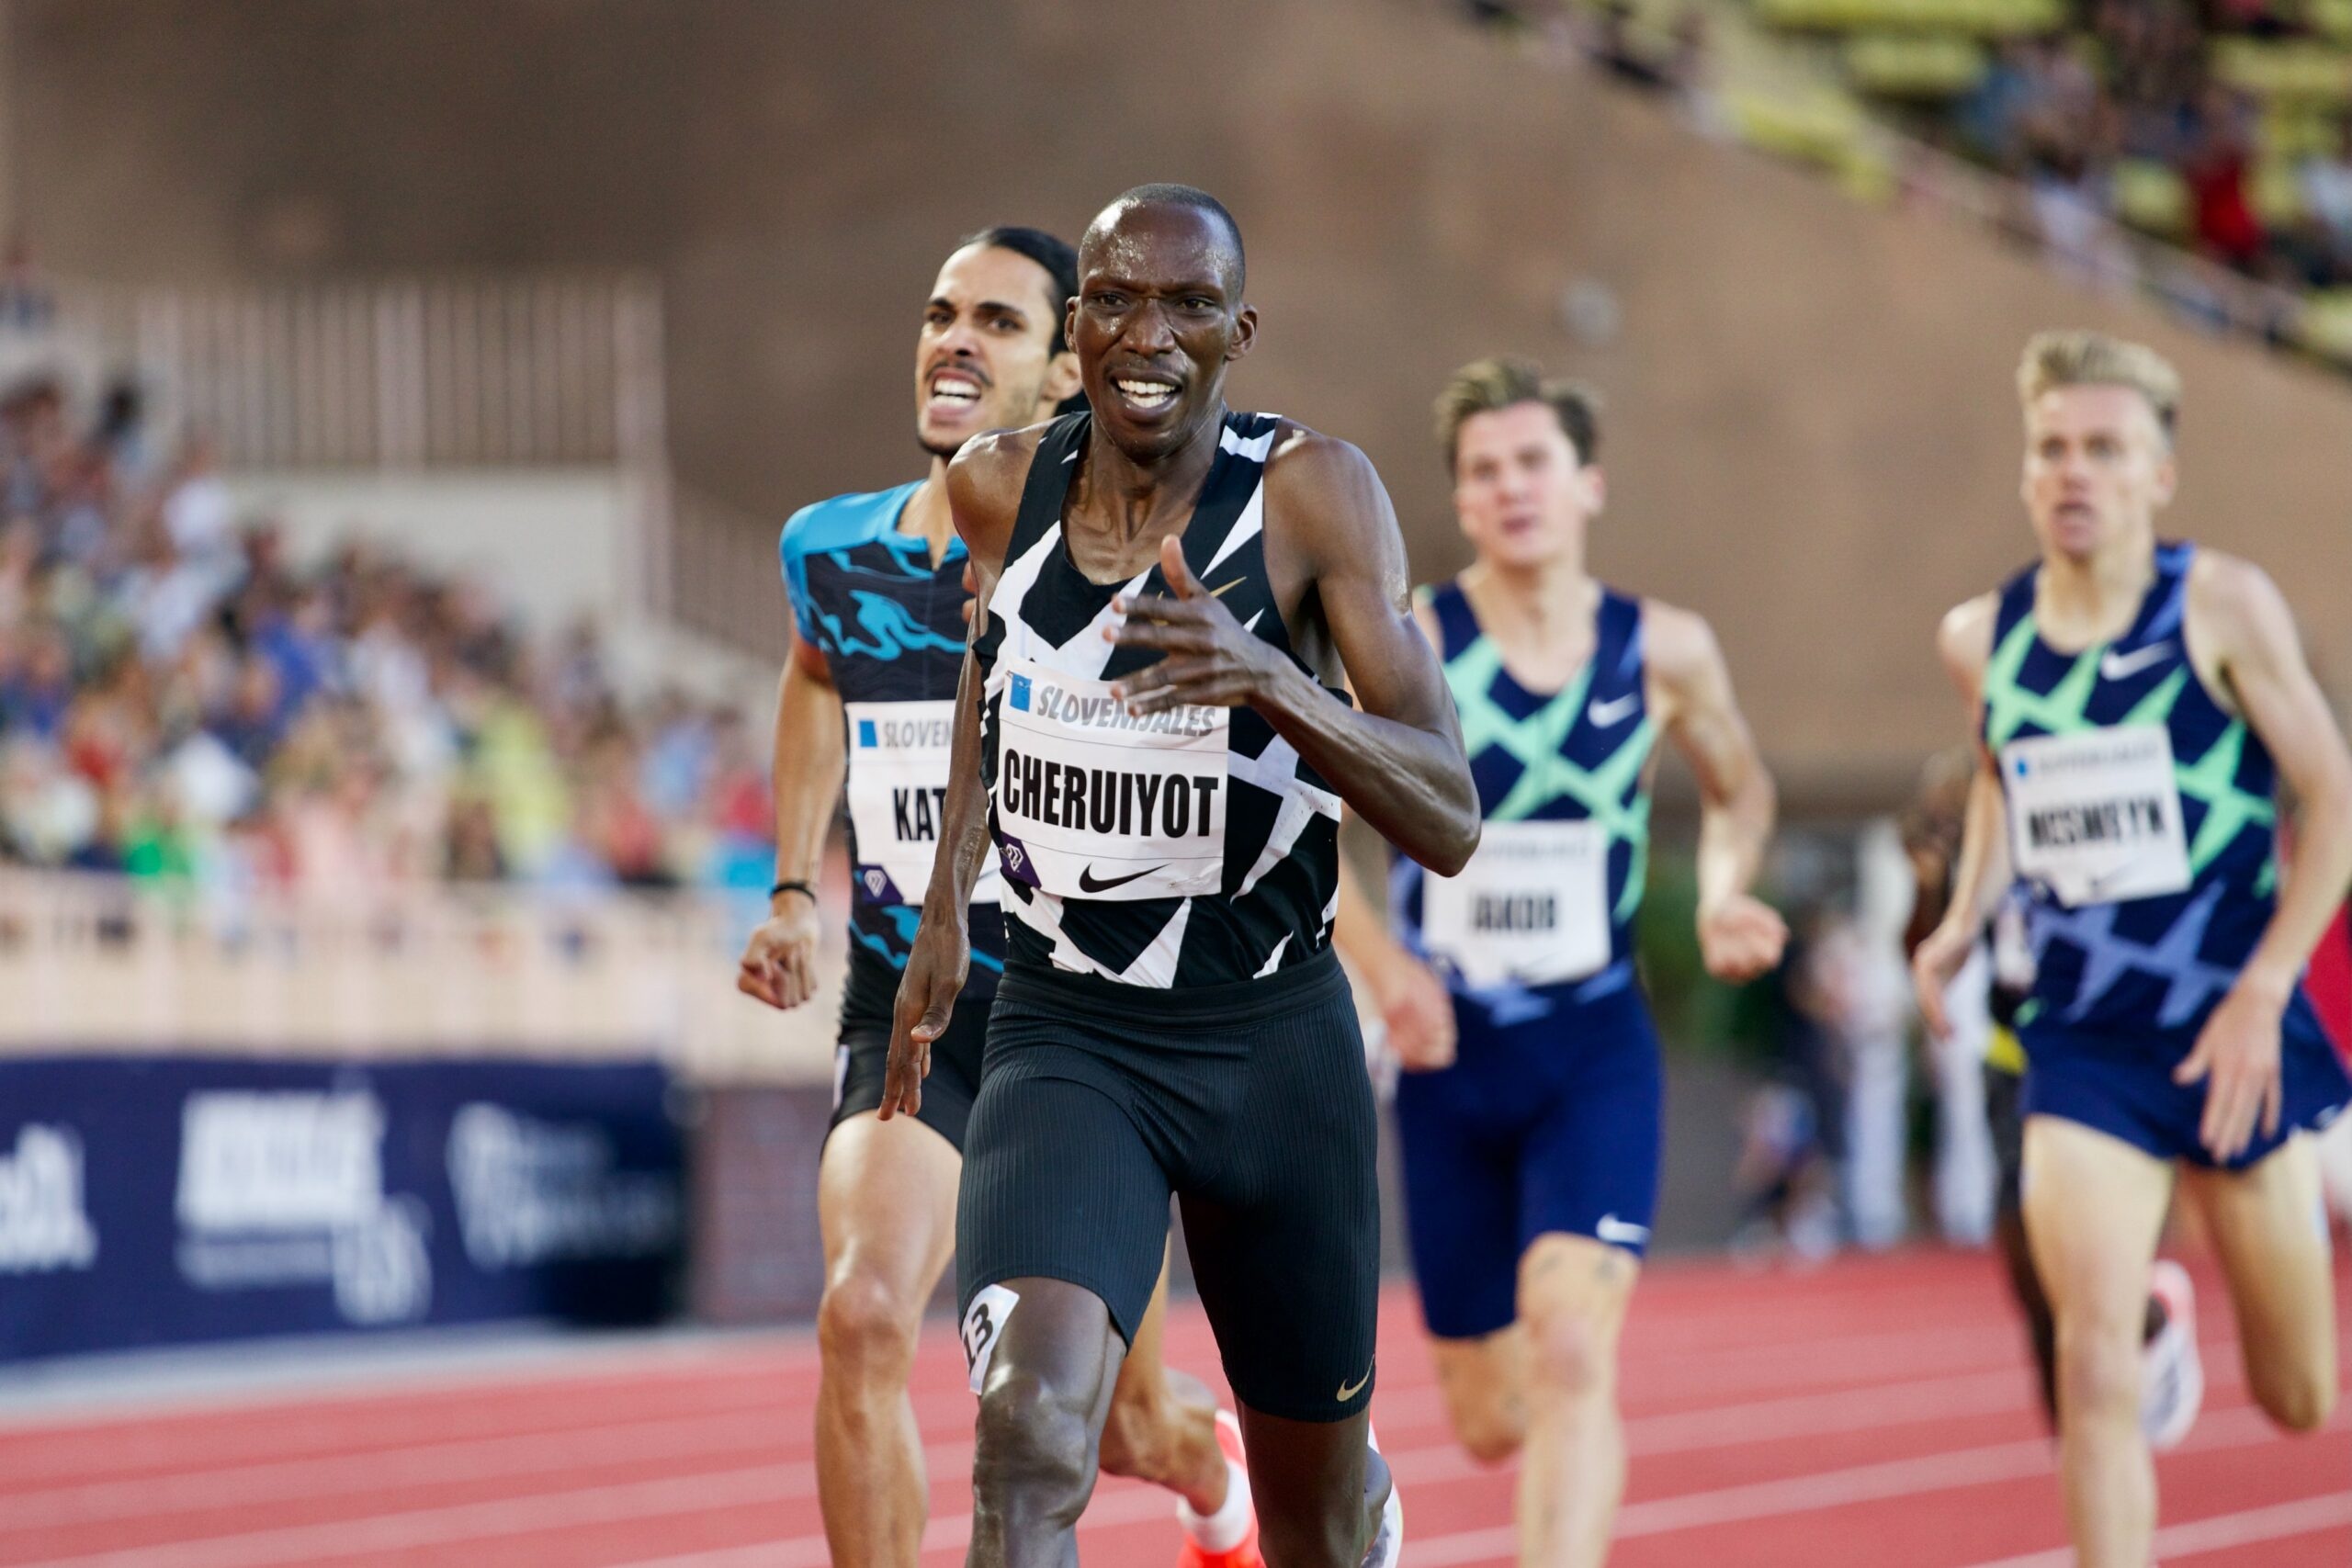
2292, 288, 2352, 361
2312, 0, 2352, 44
2211, 39, 2352, 103
2253, 161, 2311, 227
2112, 160, 2190, 237
1844, 31, 1990, 96
1757, 0, 2058, 34
2264, 107, 2344, 159
1727, 86, 1871, 168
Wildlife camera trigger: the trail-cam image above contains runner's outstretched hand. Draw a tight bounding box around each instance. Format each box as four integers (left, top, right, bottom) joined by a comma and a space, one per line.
1374, 955, 1457, 1072
2175, 979, 2286, 1162
883, 918, 967, 1121
1108, 536, 1283, 713
1911, 917, 1974, 1040
1698, 892, 1789, 984
736, 897, 823, 1010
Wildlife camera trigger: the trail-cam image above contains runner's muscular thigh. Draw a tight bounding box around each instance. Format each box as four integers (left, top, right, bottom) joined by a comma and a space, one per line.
2178, 1140, 2337, 1419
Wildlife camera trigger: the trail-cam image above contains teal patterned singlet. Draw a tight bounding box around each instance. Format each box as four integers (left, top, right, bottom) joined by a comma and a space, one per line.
1393, 579, 1656, 1018
1983, 542, 2287, 1034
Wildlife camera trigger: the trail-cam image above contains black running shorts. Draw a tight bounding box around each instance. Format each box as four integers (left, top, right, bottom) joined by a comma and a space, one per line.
956, 951, 1380, 1423
830, 950, 993, 1154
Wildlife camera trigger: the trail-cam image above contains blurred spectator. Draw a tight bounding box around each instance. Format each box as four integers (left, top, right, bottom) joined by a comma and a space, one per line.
2184, 87, 2267, 270
1902, 753, 1996, 1247
1735, 904, 1852, 1260
0, 240, 53, 333
1792, 900, 1913, 1249
2300, 118, 2352, 283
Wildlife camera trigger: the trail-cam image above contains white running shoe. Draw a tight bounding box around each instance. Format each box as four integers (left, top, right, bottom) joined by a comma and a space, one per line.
2142, 1258, 2205, 1451
1360, 1424, 1402, 1568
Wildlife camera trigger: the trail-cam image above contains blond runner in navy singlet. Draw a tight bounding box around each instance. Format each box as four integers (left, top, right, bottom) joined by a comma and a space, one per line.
1914, 332, 2352, 1566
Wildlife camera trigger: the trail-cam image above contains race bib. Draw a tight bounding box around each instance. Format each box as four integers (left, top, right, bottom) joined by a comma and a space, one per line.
991, 660, 1229, 901
843, 700, 1000, 908
1422, 818, 1611, 987
2003, 725, 2189, 907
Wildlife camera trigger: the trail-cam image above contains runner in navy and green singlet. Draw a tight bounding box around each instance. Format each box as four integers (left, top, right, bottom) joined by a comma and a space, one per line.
1332, 356, 1785, 1568
1915, 332, 2352, 1566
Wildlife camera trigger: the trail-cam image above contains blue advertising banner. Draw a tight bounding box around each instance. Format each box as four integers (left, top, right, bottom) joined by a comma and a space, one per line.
0, 1055, 684, 1362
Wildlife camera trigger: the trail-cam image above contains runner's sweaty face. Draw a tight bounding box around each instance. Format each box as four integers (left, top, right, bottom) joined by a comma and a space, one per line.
2019, 385, 2176, 565
1452, 400, 1601, 571
915, 243, 1076, 459
1072, 203, 1255, 463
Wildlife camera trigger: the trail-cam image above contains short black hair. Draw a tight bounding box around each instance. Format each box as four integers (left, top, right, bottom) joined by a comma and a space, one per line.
959, 225, 1079, 354
1095, 184, 1246, 298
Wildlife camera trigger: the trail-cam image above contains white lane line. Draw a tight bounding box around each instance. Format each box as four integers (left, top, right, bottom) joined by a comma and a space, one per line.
1, 1409, 793, 1533
110, 1372, 2211, 1568
1395, 1406, 2301, 1567
1959, 1490, 2352, 1568
592, 1477, 1182, 1568
26, 1466, 794, 1568
133, 1363, 2060, 1568
0, 1373, 806, 1491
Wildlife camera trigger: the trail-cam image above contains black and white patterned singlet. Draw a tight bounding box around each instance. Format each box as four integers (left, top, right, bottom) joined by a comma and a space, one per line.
975, 410, 1344, 989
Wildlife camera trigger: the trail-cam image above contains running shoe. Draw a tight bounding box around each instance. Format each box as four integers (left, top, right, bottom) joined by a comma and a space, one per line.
2142, 1258, 2204, 1452
1360, 1424, 1403, 1568
1176, 1409, 1262, 1568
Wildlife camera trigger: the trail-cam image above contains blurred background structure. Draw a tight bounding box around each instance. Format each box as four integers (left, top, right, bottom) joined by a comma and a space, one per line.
0, 1, 2348, 1562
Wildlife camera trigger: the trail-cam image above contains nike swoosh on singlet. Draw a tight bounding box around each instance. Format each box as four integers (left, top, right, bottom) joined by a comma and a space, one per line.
2098, 643, 2175, 682
1078, 864, 1165, 894
1587, 691, 1641, 729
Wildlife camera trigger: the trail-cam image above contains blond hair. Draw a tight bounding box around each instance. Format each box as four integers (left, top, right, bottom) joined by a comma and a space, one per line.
1434, 355, 1602, 474
2017, 331, 2181, 441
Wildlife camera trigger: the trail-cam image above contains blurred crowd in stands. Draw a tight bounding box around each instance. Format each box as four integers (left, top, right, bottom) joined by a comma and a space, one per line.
1463, 0, 2352, 344
0, 364, 772, 901
1941, 4, 2352, 290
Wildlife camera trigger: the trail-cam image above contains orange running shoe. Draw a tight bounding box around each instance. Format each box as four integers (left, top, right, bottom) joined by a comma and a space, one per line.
1175, 1409, 1261, 1568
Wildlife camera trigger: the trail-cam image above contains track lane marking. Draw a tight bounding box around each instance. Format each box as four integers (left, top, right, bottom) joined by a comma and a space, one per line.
1959, 1490, 2352, 1567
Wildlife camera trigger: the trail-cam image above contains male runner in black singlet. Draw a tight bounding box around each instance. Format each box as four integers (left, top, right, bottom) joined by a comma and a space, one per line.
738, 227, 1250, 1568
885, 186, 1480, 1568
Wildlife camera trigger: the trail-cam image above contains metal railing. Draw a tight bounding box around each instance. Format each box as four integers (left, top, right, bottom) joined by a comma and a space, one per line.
0, 872, 832, 1086
48, 273, 668, 472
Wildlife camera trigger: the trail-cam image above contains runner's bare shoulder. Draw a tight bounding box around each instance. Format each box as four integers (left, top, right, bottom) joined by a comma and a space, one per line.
1936, 592, 2001, 693
944, 423, 1051, 566
1261, 419, 1402, 580
1635, 598, 1723, 686
2182, 547, 2290, 656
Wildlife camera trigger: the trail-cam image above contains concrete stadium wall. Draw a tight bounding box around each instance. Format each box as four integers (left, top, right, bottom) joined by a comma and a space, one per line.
14, 0, 2352, 805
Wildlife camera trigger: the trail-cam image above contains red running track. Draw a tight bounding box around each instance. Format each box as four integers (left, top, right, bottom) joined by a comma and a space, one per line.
1, 1248, 2345, 1566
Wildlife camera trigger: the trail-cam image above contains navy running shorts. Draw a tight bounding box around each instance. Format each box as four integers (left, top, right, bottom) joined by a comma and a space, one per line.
1395, 977, 1663, 1341
2021, 991, 2352, 1170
